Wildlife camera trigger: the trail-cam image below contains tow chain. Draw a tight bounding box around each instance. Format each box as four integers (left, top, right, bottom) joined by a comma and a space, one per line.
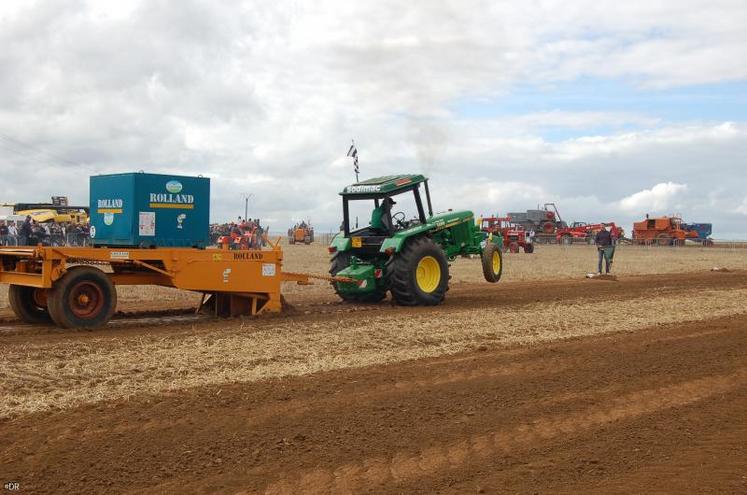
282, 271, 355, 283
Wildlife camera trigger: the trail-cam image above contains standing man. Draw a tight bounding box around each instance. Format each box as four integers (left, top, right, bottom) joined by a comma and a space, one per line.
0, 221, 8, 246
595, 223, 615, 275
20, 216, 33, 246
8, 221, 18, 245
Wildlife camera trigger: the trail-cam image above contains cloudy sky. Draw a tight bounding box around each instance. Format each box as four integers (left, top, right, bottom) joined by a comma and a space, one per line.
1, 0, 746, 237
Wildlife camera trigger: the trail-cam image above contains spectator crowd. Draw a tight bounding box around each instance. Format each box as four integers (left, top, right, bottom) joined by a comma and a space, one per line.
0, 215, 265, 247
0, 216, 90, 246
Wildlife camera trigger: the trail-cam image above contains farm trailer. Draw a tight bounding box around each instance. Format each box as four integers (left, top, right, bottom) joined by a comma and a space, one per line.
507, 203, 567, 244
0, 243, 314, 329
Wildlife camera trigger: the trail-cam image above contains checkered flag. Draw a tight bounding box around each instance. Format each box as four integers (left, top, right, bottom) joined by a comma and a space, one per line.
347, 140, 359, 181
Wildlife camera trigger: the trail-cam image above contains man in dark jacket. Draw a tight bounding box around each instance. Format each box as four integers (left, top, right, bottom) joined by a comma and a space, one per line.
0, 221, 8, 246
595, 224, 615, 274
19, 216, 33, 246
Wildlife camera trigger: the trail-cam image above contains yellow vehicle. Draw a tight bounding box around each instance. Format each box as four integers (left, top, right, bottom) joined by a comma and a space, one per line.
14, 208, 89, 224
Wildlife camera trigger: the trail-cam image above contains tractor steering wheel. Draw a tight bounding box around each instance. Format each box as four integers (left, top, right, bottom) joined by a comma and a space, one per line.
392, 211, 407, 229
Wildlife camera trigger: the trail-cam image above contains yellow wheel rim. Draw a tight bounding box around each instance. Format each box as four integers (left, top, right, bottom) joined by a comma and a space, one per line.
416, 256, 441, 293
492, 250, 501, 274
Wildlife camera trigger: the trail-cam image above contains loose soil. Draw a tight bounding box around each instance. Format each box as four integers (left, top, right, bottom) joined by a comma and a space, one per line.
2, 272, 746, 418
0, 314, 744, 494
1, 268, 746, 493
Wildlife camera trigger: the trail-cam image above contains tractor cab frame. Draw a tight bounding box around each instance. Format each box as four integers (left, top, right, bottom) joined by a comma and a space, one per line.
341, 175, 433, 250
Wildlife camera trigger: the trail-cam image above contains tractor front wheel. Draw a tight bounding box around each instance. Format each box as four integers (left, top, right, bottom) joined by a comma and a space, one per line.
47, 266, 117, 329
524, 243, 534, 254
8, 285, 52, 324
387, 237, 449, 306
481, 242, 503, 283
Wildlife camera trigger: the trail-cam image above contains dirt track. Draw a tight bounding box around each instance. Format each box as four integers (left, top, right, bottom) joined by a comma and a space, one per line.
1, 271, 747, 493
1, 313, 745, 494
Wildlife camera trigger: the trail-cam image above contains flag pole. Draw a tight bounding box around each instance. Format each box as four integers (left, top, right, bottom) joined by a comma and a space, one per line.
347, 139, 360, 183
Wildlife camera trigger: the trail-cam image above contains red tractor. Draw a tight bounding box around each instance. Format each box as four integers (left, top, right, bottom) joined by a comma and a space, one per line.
480, 216, 534, 253
556, 222, 624, 245
218, 220, 265, 250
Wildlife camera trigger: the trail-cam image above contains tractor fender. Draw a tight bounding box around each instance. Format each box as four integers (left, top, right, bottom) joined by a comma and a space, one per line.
380, 225, 433, 253
330, 233, 351, 252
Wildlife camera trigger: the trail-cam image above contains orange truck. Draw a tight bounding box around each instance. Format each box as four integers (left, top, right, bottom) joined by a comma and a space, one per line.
632, 216, 699, 246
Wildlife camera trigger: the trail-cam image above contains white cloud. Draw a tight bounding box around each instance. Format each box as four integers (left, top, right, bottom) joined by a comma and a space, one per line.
0, 1, 746, 238
617, 182, 688, 213
736, 197, 747, 215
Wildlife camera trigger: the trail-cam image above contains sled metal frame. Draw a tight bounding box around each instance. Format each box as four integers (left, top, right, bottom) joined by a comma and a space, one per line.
0, 242, 311, 318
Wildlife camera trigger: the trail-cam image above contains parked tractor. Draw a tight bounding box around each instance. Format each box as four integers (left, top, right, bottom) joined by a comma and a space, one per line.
288, 222, 314, 245
556, 222, 624, 245
507, 203, 567, 244
480, 216, 534, 253
632, 216, 699, 246
328, 174, 503, 305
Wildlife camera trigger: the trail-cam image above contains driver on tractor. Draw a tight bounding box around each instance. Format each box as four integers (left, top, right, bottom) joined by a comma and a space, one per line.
371, 197, 396, 233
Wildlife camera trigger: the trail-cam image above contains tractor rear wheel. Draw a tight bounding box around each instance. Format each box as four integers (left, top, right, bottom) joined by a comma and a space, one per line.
329, 252, 386, 303
386, 237, 449, 306
47, 266, 117, 329
8, 285, 52, 324
481, 242, 503, 283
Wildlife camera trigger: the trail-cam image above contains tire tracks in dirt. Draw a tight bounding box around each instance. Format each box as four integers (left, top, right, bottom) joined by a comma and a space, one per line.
257, 370, 745, 495
2, 272, 746, 419
2, 313, 745, 494
1, 270, 745, 342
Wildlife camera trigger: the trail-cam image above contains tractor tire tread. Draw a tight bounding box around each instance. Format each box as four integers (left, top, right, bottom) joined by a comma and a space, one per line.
386, 236, 449, 306
481, 242, 503, 283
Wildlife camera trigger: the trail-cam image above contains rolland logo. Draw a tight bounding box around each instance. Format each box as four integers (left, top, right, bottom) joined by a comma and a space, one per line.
150, 180, 194, 205
166, 180, 183, 193
97, 199, 123, 208
149, 193, 194, 204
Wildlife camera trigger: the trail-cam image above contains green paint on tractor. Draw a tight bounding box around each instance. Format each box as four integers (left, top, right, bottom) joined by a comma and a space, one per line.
329, 174, 504, 306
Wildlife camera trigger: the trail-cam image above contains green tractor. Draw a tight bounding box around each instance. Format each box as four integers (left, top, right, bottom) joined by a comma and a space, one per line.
329, 174, 503, 305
